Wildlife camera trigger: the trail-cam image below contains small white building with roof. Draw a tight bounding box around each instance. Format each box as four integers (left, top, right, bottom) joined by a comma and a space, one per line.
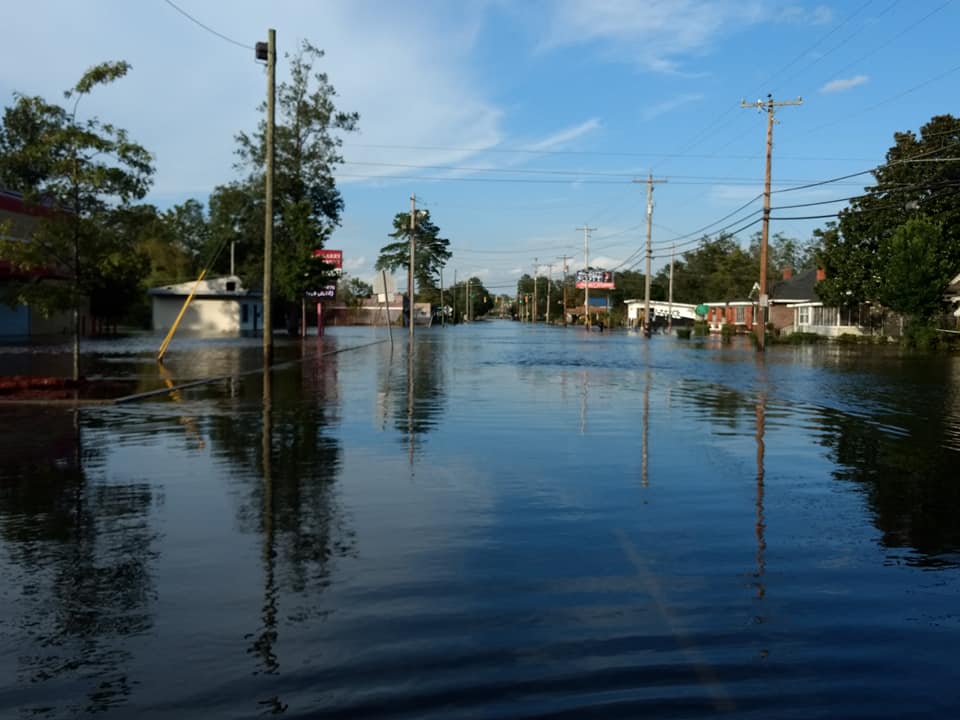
149, 275, 262, 334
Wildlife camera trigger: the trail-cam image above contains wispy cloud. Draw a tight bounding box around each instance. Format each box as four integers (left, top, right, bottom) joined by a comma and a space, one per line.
539, 0, 766, 74
642, 93, 704, 121
526, 118, 602, 152
820, 75, 869, 94
538, 1, 834, 74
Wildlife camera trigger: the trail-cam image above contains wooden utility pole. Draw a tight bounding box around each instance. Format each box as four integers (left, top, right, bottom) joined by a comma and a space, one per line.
467, 278, 471, 322
260, 29, 276, 364
741, 94, 802, 350
546, 263, 553, 325
557, 254, 570, 326
440, 267, 445, 327
409, 193, 416, 343
634, 173, 667, 338
532, 258, 538, 323
453, 269, 457, 323
575, 226, 595, 329
668, 244, 675, 333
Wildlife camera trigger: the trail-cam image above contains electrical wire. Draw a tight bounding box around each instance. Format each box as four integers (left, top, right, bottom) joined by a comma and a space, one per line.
162, 0, 255, 50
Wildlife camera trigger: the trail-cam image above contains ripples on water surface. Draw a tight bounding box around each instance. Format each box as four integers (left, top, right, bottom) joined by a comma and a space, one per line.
1, 324, 959, 718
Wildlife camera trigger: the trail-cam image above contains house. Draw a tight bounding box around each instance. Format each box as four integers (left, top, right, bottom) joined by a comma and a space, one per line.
1, 189, 87, 337
149, 275, 262, 334
704, 300, 758, 333
623, 299, 698, 328
771, 267, 863, 337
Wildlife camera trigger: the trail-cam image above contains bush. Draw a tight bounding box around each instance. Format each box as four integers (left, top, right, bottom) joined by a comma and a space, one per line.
901, 321, 955, 351
693, 320, 709, 336
675, 327, 692, 339
720, 323, 735, 342
783, 332, 824, 345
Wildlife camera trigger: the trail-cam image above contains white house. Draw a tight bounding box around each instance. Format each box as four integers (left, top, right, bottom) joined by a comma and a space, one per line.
149, 275, 262, 334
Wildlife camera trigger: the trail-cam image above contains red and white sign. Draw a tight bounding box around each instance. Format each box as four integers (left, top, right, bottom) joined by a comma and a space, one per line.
313, 249, 343, 269
575, 269, 615, 290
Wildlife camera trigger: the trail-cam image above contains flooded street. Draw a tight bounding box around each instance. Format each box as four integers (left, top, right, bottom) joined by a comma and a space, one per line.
2, 323, 959, 718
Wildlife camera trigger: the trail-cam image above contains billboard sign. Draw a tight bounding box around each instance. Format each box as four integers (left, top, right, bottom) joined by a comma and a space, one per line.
306, 285, 336, 300
313, 249, 343, 273
308, 249, 342, 300
575, 269, 614, 289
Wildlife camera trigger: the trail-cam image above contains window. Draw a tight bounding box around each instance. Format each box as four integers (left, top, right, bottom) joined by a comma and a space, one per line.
735, 306, 745, 323
812, 306, 835, 326
798, 306, 810, 325
241, 304, 249, 323
226, 281, 237, 292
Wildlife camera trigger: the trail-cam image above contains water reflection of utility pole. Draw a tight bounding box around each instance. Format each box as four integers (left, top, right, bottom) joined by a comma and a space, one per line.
753, 354, 769, 654
253, 366, 284, 713
642, 367, 651, 489
754, 393, 767, 600
580, 369, 588, 435
407, 339, 415, 466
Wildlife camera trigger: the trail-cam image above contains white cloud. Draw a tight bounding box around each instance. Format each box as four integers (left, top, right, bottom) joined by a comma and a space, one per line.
526, 118, 602, 151
540, 0, 768, 73
0, 2, 504, 198
345, 255, 367, 271
509, 267, 523, 275
642, 93, 704, 121
820, 75, 869, 94
538, 1, 835, 74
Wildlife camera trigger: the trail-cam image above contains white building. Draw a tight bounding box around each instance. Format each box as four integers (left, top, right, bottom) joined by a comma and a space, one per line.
149, 276, 262, 334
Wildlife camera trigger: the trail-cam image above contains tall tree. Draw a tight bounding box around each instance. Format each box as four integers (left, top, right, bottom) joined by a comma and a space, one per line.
0, 61, 153, 379
227, 40, 358, 316
375, 210, 451, 295
877, 217, 954, 320
819, 114, 960, 307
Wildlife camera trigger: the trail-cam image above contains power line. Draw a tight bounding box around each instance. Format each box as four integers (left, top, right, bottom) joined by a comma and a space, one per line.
341, 141, 873, 163
162, 0, 255, 50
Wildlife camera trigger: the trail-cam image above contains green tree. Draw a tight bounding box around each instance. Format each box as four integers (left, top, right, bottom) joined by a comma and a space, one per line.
338, 274, 372, 312
819, 114, 960, 307
877, 217, 954, 320
227, 40, 358, 317
163, 198, 210, 271
0, 61, 153, 379
375, 210, 451, 295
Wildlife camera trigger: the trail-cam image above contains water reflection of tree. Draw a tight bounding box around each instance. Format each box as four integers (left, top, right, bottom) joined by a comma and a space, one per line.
0, 410, 156, 715
203, 353, 353, 708
817, 407, 960, 565
676, 375, 960, 567
207, 358, 352, 586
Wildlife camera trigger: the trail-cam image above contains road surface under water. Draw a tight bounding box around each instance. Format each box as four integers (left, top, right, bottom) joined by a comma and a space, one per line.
1, 322, 959, 718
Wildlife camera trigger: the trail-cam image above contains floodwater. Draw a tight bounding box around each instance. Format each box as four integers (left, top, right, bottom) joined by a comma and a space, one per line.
1, 323, 959, 718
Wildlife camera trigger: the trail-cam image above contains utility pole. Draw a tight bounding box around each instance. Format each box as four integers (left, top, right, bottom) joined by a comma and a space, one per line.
741, 94, 802, 351
467, 278, 471, 322
532, 258, 538, 324
453, 269, 457, 323
668, 244, 675, 333
546, 263, 553, 325
258, 29, 276, 365
557, 254, 571, 326
409, 193, 416, 343
576, 225, 596, 329
634, 173, 667, 338
440, 267, 445, 327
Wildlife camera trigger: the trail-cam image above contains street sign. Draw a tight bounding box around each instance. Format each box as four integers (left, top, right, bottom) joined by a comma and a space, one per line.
373, 273, 396, 295
313, 249, 343, 276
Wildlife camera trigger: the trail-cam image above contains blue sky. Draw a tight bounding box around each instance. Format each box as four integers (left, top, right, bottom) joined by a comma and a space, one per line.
3, 0, 958, 292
